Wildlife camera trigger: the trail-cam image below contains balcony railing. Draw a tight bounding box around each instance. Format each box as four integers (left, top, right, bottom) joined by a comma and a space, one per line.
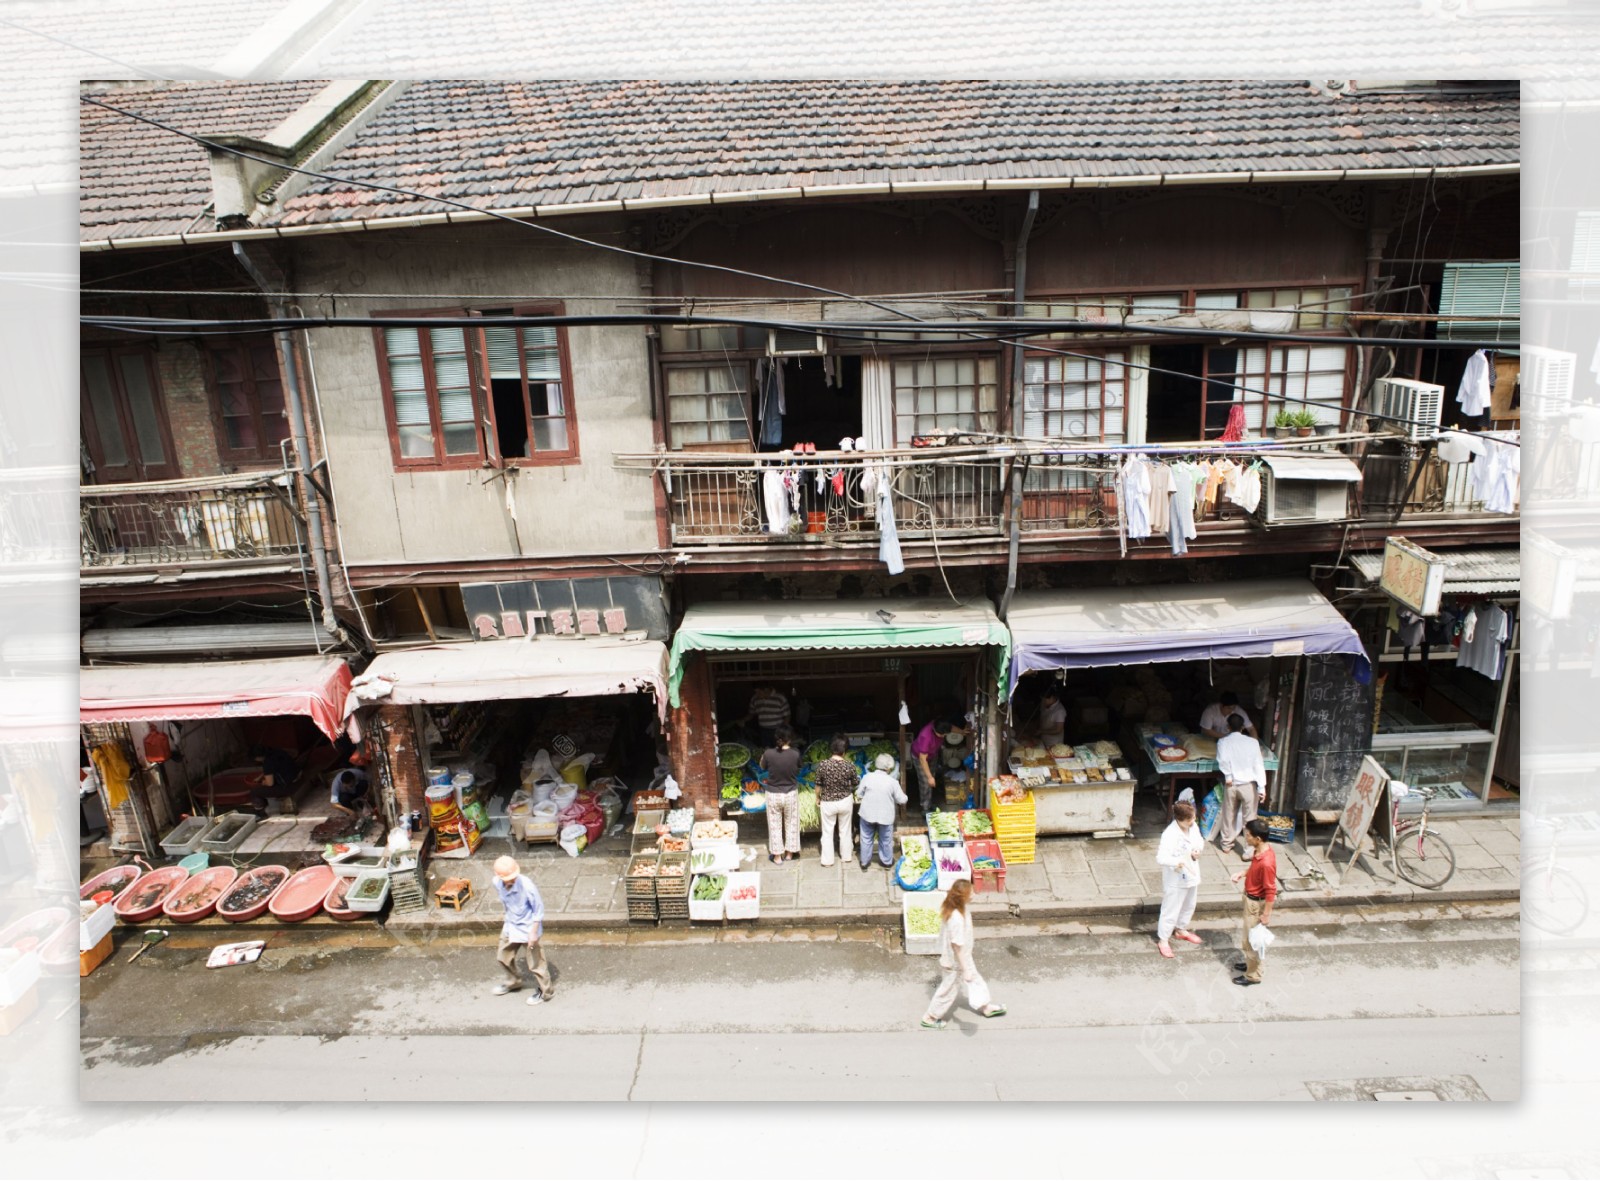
80, 470, 305, 569
1359, 430, 1520, 518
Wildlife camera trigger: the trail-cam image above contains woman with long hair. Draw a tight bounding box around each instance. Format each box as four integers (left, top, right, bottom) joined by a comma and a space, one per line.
920, 878, 1007, 1028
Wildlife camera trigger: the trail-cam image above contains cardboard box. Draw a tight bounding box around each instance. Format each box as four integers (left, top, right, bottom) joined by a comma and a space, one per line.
0, 984, 38, 1036
80, 931, 114, 978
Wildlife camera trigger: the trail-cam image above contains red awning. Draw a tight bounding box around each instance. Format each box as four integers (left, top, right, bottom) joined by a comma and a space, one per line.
80, 655, 353, 740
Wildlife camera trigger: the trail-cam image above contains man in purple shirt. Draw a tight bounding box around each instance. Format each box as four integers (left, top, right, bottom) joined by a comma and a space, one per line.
492, 855, 554, 1005
912, 717, 965, 812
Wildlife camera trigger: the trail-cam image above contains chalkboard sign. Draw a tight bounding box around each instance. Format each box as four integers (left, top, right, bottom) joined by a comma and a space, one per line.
1293, 654, 1375, 810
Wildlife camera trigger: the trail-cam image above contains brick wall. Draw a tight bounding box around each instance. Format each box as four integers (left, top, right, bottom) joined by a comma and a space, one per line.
376, 704, 424, 818
155, 341, 223, 477
668, 653, 719, 819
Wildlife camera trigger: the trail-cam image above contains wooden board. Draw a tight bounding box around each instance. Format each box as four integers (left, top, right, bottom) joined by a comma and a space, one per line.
1328, 755, 1393, 870
1293, 655, 1376, 810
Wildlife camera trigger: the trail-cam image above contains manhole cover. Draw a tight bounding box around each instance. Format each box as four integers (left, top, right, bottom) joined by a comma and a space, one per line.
1373, 1090, 1442, 1101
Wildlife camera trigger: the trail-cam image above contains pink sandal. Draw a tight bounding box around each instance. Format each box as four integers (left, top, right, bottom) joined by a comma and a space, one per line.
1157, 941, 1175, 958
1175, 930, 1203, 945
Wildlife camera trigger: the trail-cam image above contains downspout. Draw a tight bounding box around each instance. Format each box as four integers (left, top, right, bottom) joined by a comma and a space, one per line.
998, 190, 1039, 624
233, 241, 348, 646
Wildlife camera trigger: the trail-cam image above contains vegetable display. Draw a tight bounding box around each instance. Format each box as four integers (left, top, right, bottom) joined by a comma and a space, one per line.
692, 874, 727, 901
689, 850, 717, 873
971, 855, 1001, 870
727, 883, 758, 902
864, 740, 896, 763
718, 744, 751, 770
797, 789, 820, 830
804, 740, 833, 764
937, 853, 967, 873
959, 811, 994, 837
926, 812, 960, 841
900, 836, 932, 876
721, 768, 744, 794
905, 906, 941, 936
721, 783, 742, 801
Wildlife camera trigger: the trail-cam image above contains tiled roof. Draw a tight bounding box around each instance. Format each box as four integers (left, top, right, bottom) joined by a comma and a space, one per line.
80, 78, 1519, 241
79, 80, 329, 241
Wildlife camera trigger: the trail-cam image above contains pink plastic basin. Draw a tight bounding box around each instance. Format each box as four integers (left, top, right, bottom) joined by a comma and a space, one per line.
195, 767, 267, 809
80, 865, 142, 902
114, 866, 190, 923
322, 875, 364, 922
161, 866, 239, 923
217, 865, 290, 922
0, 906, 76, 969
269, 864, 335, 923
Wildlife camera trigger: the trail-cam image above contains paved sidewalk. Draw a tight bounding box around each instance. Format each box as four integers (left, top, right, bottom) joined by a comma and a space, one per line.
387, 813, 1520, 934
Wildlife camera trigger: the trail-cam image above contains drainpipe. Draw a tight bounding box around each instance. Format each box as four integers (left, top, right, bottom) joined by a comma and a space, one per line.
999, 190, 1039, 623
233, 242, 348, 646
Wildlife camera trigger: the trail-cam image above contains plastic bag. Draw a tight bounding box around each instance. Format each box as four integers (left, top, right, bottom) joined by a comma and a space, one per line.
507, 789, 532, 817
525, 749, 557, 783
558, 823, 588, 858
1198, 786, 1222, 841
1248, 922, 1275, 958
966, 973, 992, 1011
560, 753, 595, 789
895, 855, 938, 892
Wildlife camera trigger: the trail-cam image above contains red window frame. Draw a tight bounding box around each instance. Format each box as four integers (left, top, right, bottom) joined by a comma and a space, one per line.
204, 337, 291, 466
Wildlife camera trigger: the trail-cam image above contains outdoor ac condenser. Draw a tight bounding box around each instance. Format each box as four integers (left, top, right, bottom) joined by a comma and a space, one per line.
767, 328, 829, 357
1369, 377, 1444, 441
1257, 472, 1354, 525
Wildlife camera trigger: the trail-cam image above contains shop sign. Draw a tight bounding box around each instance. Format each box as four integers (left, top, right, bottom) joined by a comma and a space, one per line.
461, 576, 669, 642
1330, 754, 1392, 871
1523, 533, 1574, 620
1379, 537, 1446, 616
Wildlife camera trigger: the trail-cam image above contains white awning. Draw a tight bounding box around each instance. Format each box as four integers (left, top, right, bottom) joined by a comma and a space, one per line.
1261, 453, 1363, 482
345, 637, 668, 720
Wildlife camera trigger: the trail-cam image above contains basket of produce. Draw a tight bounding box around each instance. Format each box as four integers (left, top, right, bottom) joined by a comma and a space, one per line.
894, 834, 936, 891
924, 810, 962, 845
720, 768, 745, 802
723, 872, 760, 920
627, 895, 659, 924
987, 776, 1028, 805
957, 809, 995, 840
691, 819, 739, 848
656, 851, 691, 895
966, 839, 1007, 893
1258, 811, 1296, 844
656, 833, 690, 854
902, 891, 946, 955
935, 843, 972, 891
626, 853, 660, 898
689, 873, 727, 921
665, 807, 695, 835
717, 743, 752, 771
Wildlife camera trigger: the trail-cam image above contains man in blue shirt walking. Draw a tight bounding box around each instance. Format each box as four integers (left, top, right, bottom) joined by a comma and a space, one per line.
492, 856, 555, 1005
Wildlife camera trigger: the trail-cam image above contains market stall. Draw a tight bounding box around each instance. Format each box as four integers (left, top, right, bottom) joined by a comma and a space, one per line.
1004, 579, 1368, 832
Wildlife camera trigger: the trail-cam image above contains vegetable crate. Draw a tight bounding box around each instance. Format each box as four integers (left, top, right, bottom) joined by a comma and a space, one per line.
723, 872, 761, 921
991, 791, 1038, 865
902, 891, 946, 956
1258, 811, 1296, 845
965, 839, 1007, 894
626, 896, 659, 924
934, 843, 972, 892
923, 810, 963, 846
625, 853, 660, 899
956, 809, 996, 842
688, 874, 727, 922
656, 852, 691, 920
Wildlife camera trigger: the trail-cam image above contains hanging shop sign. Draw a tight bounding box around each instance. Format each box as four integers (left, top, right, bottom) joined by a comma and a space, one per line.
1523, 534, 1576, 621
461, 576, 670, 642
1379, 537, 1446, 616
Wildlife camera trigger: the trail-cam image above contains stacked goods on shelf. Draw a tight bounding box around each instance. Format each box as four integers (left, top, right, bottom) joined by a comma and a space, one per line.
966, 839, 1007, 893
626, 852, 660, 923
988, 777, 1037, 865
656, 851, 691, 920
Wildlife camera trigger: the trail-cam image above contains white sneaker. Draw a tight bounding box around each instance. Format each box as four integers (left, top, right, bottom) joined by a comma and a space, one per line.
493, 983, 521, 996
527, 994, 549, 1006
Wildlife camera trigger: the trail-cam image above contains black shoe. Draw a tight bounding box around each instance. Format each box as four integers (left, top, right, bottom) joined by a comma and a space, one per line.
1232, 962, 1247, 972
1232, 976, 1259, 987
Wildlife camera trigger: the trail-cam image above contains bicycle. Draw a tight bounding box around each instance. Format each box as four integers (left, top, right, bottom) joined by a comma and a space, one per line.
1524, 815, 1589, 937
1385, 783, 1457, 889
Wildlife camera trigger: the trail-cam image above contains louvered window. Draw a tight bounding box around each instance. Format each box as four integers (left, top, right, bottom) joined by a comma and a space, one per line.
1439, 262, 1519, 346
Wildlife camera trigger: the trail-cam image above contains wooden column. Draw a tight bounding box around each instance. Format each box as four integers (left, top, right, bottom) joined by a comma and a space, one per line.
669, 653, 720, 819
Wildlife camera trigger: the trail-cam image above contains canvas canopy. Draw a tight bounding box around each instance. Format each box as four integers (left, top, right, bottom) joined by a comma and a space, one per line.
80, 655, 353, 739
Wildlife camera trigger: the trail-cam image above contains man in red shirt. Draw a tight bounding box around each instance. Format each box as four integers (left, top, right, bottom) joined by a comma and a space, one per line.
1228, 818, 1277, 986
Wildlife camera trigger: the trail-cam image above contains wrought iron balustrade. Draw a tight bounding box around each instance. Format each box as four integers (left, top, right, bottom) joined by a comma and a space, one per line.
80, 471, 304, 568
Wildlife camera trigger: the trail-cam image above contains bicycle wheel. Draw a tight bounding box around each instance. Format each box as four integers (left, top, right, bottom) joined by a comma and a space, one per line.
1525, 867, 1589, 937
1394, 826, 1456, 889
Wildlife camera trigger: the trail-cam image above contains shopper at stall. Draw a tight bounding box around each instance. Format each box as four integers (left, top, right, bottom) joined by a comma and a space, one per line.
246, 745, 300, 816
745, 685, 792, 749
912, 716, 965, 812
1214, 713, 1268, 859
1229, 819, 1277, 987
920, 879, 1007, 1028
855, 752, 906, 870
491, 855, 555, 1005
328, 766, 371, 817
1154, 800, 1205, 959
760, 725, 803, 863
1038, 688, 1067, 749
1199, 690, 1256, 739
814, 736, 860, 868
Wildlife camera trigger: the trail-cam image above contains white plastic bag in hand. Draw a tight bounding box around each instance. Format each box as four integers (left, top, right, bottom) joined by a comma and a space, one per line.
1248, 923, 1275, 958
966, 973, 992, 1010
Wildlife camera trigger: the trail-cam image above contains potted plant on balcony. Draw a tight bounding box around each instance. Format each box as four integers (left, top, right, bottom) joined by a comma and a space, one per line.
1282, 408, 1321, 437
1269, 408, 1298, 439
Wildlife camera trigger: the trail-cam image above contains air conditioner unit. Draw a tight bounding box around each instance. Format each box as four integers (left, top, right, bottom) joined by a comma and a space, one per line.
767, 328, 828, 357
1255, 454, 1361, 525
1369, 377, 1444, 441
1521, 344, 1575, 414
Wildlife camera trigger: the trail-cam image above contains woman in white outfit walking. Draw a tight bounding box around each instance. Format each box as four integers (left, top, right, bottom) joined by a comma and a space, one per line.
920, 879, 1007, 1028
1155, 800, 1205, 958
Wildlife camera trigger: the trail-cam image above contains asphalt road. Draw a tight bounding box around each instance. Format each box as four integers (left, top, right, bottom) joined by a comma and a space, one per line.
76, 901, 1519, 1102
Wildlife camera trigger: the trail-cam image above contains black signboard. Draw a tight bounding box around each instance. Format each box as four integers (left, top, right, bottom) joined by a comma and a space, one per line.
460, 576, 669, 642
1293, 654, 1376, 810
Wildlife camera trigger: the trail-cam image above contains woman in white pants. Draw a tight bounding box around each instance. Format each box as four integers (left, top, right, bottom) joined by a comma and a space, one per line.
1155, 800, 1205, 958
920, 880, 1007, 1028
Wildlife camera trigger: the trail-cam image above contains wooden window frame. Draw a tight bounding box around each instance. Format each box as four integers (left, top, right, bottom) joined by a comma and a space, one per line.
203, 336, 291, 467
473, 302, 581, 467
889, 351, 1002, 445
79, 342, 180, 483
662, 358, 756, 451
1021, 348, 1130, 443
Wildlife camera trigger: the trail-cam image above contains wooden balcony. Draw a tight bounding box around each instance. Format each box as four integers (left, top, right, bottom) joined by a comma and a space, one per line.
80, 469, 305, 572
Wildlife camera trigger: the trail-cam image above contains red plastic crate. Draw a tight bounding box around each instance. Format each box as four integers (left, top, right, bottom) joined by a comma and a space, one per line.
957, 809, 996, 842
966, 839, 1007, 893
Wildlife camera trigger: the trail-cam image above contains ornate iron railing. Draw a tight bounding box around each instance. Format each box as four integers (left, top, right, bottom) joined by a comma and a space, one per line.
80, 470, 304, 568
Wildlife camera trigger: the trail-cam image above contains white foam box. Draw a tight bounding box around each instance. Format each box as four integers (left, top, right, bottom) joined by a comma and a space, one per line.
722, 871, 761, 920
0, 948, 41, 1007
687, 875, 726, 922
934, 843, 972, 892
902, 891, 946, 956
80, 901, 116, 952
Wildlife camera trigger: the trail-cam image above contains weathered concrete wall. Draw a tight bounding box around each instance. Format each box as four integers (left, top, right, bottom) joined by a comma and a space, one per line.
293, 222, 660, 566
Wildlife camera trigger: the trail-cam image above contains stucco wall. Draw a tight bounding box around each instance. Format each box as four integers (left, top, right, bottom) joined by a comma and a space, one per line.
293, 223, 660, 566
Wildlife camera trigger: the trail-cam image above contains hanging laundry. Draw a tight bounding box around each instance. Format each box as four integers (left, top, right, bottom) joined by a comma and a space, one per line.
1458, 603, 1512, 679
823, 355, 838, 388
1220, 401, 1247, 442
1147, 463, 1174, 534
1226, 463, 1263, 514
1118, 455, 1154, 545
1457, 349, 1493, 417
877, 481, 905, 575
1469, 432, 1520, 514
1168, 463, 1200, 555
1395, 608, 1426, 651
756, 359, 787, 448
762, 466, 792, 534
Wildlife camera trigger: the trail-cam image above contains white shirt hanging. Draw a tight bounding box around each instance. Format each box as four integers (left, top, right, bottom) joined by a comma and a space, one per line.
1457, 350, 1493, 416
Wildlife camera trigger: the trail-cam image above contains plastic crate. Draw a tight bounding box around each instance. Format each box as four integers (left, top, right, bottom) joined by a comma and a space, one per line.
626, 853, 661, 898
902, 892, 946, 956
198, 812, 259, 855
956, 809, 996, 842
688, 874, 727, 921
924, 811, 963, 845
722, 871, 760, 920
655, 852, 691, 897
633, 809, 666, 836
159, 816, 213, 858
346, 871, 391, 913
966, 839, 1007, 893
934, 843, 972, 892
1258, 811, 1297, 844
626, 897, 659, 924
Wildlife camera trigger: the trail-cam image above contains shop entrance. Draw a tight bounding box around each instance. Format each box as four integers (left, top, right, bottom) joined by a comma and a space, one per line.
761, 356, 863, 452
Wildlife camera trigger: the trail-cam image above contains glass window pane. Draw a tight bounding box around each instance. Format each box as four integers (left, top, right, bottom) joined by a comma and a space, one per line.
484, 326, 522, 379
82, 354, 129, 468
442, 423, 478, 455
666, 368, 705, 395
430, 327, 471, 390
1195, 291, 1240, 310
523, 342, 562, 383
438, 387, 475, 426
225, 416, 258, 451
398, 424, 434, 458
393, 388, 430, 427
116, 353, 166, 465
532, 418, 569, 452
218, 384, 249, 417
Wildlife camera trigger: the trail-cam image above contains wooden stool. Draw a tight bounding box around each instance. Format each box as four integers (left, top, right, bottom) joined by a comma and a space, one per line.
435, 878, 472, 910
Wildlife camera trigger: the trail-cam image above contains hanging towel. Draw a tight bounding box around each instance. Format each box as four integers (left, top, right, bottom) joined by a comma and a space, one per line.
1220, 402, 1247, 442
1147, 463, 1173, 533
762, 468, 791, 534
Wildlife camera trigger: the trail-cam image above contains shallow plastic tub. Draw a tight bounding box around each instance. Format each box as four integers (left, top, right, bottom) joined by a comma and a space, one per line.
79, 865, 141, 903
161, 866, 239, 923
217, 865, 290, 922
269, 864, 336, 923
114, 867, 190, 923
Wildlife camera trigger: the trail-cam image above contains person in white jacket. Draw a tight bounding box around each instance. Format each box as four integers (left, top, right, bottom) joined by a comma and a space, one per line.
1155, 800, 1205, 958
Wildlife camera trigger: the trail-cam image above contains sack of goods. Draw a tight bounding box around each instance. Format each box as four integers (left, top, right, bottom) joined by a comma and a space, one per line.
559, 823, 588, 858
